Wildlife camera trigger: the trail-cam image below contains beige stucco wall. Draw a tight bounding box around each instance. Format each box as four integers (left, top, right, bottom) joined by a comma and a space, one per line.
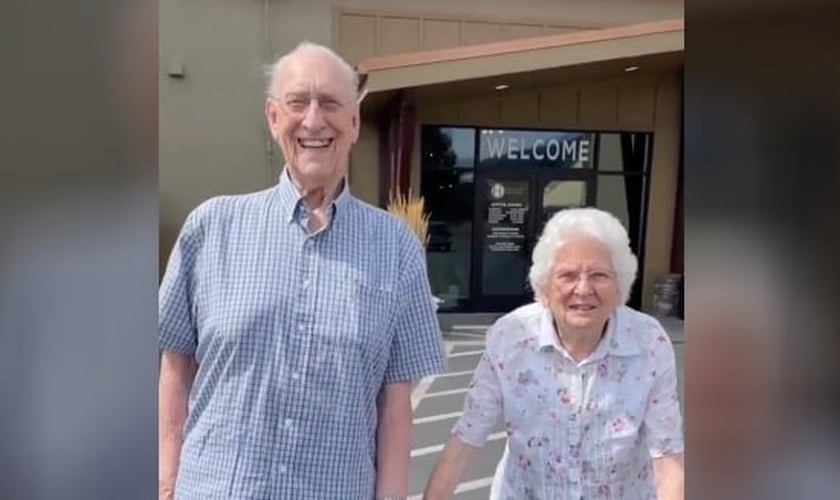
349, 117, 380, 204
159, 0, 273, 275
644, 71, 682, 310
332, 1, 682, 65
159, 0, 682, 275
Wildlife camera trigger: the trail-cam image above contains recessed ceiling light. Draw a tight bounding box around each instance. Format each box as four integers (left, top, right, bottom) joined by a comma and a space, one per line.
494, 84, 510, 90
624, 66, 640, 72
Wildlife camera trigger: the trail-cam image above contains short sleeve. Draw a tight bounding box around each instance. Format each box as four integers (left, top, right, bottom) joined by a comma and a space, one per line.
644, 324, 684, 458
381, 236, 446, 384
451, 324, 504, 448
158, 211, 202, 355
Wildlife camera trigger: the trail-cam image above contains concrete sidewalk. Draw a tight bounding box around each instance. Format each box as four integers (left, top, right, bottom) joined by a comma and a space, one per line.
658, 315, 685, 343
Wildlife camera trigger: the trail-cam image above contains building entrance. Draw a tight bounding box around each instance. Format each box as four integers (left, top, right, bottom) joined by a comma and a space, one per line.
421, 126, 650, 313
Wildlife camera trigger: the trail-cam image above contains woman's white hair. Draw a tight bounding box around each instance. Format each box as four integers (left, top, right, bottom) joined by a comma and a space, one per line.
264, 41, 358, 101
528, 207, 638, 304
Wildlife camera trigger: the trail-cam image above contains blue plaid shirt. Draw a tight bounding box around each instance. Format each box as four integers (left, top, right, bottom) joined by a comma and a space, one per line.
159, 172, 446, 499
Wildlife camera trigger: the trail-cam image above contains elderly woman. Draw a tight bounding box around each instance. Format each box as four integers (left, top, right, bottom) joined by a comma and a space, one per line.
424, 208, 684, 499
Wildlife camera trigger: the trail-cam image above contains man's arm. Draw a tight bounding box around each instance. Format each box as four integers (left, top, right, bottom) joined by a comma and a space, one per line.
653, 453, 684, 500
158, 351, 196, 500
375, 382, 412, 499
373, 234, 445, 499
423, 435, 481, 499
423, 317, 504, 500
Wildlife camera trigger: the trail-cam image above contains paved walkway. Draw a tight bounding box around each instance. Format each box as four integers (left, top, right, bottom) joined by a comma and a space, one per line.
409, 327, 499, 499
408, 319, 685, 499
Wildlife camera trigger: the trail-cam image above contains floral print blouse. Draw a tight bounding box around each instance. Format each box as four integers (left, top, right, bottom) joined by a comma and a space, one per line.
452, 303, 683, 499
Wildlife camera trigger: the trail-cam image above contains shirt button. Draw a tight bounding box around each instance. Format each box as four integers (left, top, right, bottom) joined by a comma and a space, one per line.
291, 372, 300, 380
284, 418, 293, 429
303, 278, 310, 288
298, 322, 305, 332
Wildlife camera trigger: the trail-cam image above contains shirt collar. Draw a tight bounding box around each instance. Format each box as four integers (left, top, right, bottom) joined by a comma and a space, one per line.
537, 304, 642, 362
276, 168, 353, 224
537, 306, 560, 350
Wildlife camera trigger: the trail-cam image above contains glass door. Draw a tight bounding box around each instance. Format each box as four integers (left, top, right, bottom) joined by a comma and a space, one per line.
472, 169, 536, 311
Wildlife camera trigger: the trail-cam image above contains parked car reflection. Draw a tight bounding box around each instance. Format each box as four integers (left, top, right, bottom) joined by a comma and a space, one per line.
427, 222, 453, 252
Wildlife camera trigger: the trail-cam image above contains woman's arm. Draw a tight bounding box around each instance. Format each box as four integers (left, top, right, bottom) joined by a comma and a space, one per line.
423, 435, 482, 499
424, 324, 505, 498
644, 322, 685, 499
653, 453, 684, 500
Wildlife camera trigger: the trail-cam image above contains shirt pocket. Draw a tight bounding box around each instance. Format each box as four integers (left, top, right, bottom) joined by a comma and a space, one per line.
320, 267, 393, 346
313, 267, 394, 402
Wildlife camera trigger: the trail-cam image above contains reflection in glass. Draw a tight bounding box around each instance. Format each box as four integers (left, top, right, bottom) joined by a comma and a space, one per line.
478, 129, 595, 169
595, 173, 647, 308
421, 126, 475, 310
595, 175, 631, 228
541, 180, 587, 231
596, 133, 651, 172
597, 133, 623, 171
595, 174, 646, 248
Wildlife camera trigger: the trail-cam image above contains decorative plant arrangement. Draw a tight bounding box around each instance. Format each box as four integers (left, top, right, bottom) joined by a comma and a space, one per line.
387, 190, 431, 247
386, 190, 443, 312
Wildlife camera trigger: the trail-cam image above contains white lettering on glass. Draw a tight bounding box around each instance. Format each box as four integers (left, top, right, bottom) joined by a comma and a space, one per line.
484, 135, 591, 164
486, 137, 505, 158
520, 137, 530, 160
579, 139, 591, 162
546, 140, 560, 160
562, 141, 577, 160
532, 139, 545, 160
507, 138, 519, 159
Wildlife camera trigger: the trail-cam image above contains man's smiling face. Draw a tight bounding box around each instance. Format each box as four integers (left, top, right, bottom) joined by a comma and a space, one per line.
266, 50, 359, 188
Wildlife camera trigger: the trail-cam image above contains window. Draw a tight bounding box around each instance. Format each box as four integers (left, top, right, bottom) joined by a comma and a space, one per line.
421, 126, 476, 310
595, 132, 652, 307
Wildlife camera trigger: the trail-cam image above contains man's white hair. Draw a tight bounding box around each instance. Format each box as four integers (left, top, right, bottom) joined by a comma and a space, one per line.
265, 41, 358, 101
528, 207, 638, 304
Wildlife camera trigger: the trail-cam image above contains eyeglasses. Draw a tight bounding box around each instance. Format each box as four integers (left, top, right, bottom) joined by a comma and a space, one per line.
273, 93, 350, 116
552, 269, 616, 287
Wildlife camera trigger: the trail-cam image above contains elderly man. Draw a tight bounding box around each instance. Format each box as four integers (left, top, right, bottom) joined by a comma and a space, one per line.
424, 208, 684, 499
158, 42, 446, 500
